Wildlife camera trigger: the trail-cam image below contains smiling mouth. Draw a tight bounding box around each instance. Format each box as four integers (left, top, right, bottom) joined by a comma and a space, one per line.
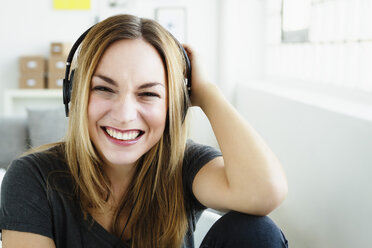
104, 127, 144, 141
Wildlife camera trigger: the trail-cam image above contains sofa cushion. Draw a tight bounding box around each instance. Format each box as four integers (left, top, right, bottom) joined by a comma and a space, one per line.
0, 117, 28, 169
27, 107, 68, 147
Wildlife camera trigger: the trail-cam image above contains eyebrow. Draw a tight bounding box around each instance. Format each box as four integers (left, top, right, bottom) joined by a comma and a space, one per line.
138, 82, 165, 90
93, 74, 165, 90
93, 74, 117, 86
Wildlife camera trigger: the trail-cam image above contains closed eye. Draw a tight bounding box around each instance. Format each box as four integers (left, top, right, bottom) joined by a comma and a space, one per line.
92, 86, 114, 93
139, 92, 160, 98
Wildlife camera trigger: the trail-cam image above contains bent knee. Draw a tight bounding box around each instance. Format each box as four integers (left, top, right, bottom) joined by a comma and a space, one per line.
200, 211, 288, 248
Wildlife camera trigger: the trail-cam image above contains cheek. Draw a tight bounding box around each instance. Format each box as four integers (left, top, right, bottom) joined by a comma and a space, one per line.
87, 96, 99, 125
143, 103, 168, 129
87, 95, 109, 127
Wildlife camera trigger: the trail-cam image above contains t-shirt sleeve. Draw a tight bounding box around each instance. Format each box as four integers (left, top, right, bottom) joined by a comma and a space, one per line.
0, 155, 53, 239
183, 139, 222, 211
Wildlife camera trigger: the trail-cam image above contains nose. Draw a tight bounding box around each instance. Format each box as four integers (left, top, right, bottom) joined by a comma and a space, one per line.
111, 94, 138, 123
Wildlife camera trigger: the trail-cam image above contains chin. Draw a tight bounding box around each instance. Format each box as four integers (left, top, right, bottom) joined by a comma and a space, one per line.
104, 152, 142, 168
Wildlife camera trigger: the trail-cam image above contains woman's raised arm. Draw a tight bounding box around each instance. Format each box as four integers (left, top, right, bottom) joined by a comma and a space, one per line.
184, 45, 288, 215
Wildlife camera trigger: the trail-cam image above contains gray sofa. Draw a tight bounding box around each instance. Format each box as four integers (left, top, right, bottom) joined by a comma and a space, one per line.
0, 107, 68, 169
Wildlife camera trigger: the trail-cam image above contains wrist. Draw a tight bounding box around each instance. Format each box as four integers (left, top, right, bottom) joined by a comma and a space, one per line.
194, 83, 221, 110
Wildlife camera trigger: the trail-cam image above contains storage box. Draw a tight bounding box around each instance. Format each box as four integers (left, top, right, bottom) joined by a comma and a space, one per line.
50, 42, 71, 57
47, 74, 64, 89
19, 74, 45, 89
48, 56, 66, 76
19, 56, 46, 74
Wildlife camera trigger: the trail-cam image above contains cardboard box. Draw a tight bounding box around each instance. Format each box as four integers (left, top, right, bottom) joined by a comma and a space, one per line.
19, 56, 46, 74
50, 42, 71, 57
48, 56, 66, 76
19, 74, 45, 89
47, 74, 64, 89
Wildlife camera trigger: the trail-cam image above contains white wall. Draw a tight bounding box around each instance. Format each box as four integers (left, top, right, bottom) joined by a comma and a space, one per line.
189, 0, 265, 147
235, 83, 372, 248
216, 0, 264, 101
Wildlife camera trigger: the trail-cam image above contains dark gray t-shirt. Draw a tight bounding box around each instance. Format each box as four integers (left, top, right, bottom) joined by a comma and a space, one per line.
0, 140, 221, 248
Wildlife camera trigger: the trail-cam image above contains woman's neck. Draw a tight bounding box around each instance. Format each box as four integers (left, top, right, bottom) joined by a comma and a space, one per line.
89, 162, 136, 235
104, 162, 136, 204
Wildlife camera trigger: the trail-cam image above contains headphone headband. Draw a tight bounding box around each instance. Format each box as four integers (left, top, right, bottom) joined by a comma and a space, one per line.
63, 22, 191, 121
63, 27, 93, 116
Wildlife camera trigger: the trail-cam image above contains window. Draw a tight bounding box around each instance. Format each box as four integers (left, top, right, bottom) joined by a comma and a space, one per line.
282, 0, 310, 43
264, 0, 372, 92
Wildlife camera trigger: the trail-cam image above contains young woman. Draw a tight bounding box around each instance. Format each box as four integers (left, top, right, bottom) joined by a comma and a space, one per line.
0, 14, 288, 247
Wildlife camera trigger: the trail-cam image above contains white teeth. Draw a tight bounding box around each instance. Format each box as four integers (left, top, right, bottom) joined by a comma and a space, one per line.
107, 128, 114, 137
105, 128, 140, 141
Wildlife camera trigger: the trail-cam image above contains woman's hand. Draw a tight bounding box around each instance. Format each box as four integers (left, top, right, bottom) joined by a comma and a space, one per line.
182, 44, 215, 108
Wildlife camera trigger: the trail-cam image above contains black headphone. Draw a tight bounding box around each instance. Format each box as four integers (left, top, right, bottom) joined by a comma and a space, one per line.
63, 25, 192, 121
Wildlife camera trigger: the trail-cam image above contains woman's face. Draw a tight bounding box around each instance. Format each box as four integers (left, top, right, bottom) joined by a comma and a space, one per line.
88, 38, 167, 169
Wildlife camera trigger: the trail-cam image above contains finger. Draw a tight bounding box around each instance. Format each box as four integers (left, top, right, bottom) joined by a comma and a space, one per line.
182, 44, 193, 57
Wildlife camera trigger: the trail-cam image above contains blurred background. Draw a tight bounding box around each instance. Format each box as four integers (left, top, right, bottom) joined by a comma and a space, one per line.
1, 0, 372, 247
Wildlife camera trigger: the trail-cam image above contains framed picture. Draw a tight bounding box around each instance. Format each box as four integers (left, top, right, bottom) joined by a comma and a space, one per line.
155, 7, 187, 43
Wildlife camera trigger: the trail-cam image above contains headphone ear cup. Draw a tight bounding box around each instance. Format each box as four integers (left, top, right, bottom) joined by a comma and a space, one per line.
69, 69, 75, 94
179, 46, 192, 96
181, 83, 190, 123
176, 45, 191, 124
63, 69, 75, 117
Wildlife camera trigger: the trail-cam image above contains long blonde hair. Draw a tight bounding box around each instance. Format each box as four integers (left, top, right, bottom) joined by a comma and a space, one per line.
65, 14, 190, 247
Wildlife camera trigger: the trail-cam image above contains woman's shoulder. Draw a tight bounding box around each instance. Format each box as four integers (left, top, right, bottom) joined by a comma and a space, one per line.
7, 143, 68, 180
3, 143, 73, 198
184, 139, 222, 164
182, 139, 222, 189
183, 140, 222, 212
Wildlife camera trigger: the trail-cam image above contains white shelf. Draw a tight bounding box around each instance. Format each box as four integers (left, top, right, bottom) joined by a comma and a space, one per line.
3, 89, 63, 117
